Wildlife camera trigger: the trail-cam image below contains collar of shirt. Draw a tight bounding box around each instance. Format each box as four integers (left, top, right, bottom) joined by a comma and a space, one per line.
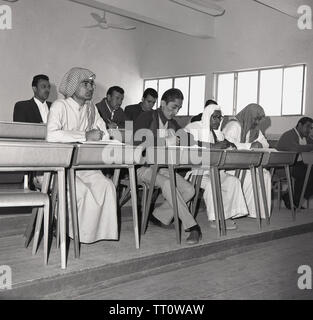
104, 98, 115, 119
33, 97, 49, 123
294, 128, 307, 145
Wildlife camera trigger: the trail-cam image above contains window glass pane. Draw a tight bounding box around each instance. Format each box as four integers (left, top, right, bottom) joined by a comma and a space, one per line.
217, 73, 234, 115
158, 78, 173, 108
174, 77, 189, 116
144, 80, 158, 91
282, 66, 304, 115
237, 71, 258, 112
189, 75, 206, 116
259, 68, 283, 116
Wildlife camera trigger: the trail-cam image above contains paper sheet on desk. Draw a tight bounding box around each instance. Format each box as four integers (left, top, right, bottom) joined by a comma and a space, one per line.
81, 139, 125, 145
250, 148, 277, 152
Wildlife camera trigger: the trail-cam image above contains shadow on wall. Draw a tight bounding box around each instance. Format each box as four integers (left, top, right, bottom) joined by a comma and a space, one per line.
49, 83, 58, 103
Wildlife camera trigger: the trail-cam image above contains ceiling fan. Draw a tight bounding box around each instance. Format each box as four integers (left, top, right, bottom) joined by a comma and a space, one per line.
84, 11, 136, 30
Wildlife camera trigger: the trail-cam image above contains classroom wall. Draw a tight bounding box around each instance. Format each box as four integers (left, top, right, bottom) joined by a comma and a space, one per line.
0, 0, 145, 121
140, 0, 313, 135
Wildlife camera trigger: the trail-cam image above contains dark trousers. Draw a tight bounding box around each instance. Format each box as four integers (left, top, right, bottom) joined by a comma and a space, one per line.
292, 161, 313, 206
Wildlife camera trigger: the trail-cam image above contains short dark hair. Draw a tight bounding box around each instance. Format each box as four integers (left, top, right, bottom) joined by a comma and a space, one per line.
107, 86, 124, 96
161, 88, 184, 104
205, 99, 217, 107
143, 88, 158, 99
297, 117, 313, 127
32, 74, 49, 87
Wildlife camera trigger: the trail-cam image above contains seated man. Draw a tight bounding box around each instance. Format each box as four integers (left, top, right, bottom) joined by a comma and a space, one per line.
277, 117, 313, 208
134, 88, 201, 245
124, 88, 158, 122
190, 99, 217, 123
47, 67, 118, 244
13, 74, 51, 123
96, 86, 127, 129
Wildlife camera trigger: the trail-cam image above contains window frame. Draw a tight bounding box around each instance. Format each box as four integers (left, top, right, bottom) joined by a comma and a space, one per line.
213, 64, 306, 116
143, 74, 206, 116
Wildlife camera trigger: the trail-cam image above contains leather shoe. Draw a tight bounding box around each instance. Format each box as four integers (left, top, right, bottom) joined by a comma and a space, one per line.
150, 215, 174, 229
186, 226, 202, 245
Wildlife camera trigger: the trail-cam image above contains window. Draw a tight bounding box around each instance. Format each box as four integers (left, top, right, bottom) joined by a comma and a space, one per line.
214, 64, 306, 116
143, 75, 206, 116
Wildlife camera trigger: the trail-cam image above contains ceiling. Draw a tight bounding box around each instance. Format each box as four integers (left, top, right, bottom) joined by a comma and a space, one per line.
69, 0, 311, 38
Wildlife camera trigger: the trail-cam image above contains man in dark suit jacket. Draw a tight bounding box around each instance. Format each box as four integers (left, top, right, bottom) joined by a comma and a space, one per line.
124, 88, 158, 122
277, 117, 313, 208
96, 86, 127, 128
13, 74, 52, 123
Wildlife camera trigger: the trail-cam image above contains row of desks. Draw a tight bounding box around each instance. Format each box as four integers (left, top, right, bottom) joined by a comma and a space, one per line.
0, 140, 310, 268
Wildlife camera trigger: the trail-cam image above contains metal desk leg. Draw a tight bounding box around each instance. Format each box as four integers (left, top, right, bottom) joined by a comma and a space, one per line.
258, 166, 270, 225
210, 167, 221, 237
128, 165, 140, 249
285, 165, 296, 221
298, 164, 312, 210
142, 164, 158, 234
113, 169, 121, 188
214, 168, 226, 236
191, 171, 203, 217
58, 168, 67, 269
250, 166, 262, 229
32, 172, 51, 255
168, 164, 180, 244
24, 208, 38, 248
69, 168, 80, 259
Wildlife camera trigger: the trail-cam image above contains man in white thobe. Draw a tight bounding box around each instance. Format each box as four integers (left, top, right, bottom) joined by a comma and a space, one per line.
185, 104, 248, 230
222, 104, 271, 219
46, 67, 118, 243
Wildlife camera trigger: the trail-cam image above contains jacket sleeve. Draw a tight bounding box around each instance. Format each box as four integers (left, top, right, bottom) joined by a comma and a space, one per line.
13, 103, 28, 122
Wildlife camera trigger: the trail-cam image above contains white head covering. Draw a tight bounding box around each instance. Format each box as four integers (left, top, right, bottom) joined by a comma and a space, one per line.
185, 104, 224, 143
59, 67, 95, 98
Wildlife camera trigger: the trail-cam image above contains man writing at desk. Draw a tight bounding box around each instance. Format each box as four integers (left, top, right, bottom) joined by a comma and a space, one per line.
47, 67, 118, 244
277, 117, 313, 209
134, 88, 201, 245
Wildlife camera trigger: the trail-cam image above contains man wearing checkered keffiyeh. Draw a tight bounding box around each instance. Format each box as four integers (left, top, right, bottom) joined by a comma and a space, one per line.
46, 67, 118, 243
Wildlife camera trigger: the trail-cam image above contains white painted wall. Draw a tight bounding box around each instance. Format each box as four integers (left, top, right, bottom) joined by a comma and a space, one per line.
0, 0, 144, 121
140, 0, 313, 135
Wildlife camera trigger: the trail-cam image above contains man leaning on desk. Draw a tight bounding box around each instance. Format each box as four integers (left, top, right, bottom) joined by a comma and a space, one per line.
13, 74, 52, 123
277, 117, 313, 209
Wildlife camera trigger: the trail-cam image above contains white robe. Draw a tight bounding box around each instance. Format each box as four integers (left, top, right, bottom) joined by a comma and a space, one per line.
47, 97, 118, 243
222, 121, 271, 219
184, 107, 248, 222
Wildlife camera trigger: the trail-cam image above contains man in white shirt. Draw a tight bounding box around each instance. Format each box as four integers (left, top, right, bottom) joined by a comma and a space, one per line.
13, 74, 51, 123
47, 67, 118, 243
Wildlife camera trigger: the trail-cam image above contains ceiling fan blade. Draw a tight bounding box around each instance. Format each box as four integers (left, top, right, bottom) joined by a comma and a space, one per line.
91, 12, 105, 23
83, 24, 100, 28
107, 23, 136, 30
99, 23, 109, 29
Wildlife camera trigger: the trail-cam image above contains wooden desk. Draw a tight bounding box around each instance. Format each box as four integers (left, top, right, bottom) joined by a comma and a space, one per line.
143, 147, 225, 241
299, 152, 313, 210
0, 140, 73, 269
219, 150, 264, 228
68, 143, 144, 258
262, 151, 297, 220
